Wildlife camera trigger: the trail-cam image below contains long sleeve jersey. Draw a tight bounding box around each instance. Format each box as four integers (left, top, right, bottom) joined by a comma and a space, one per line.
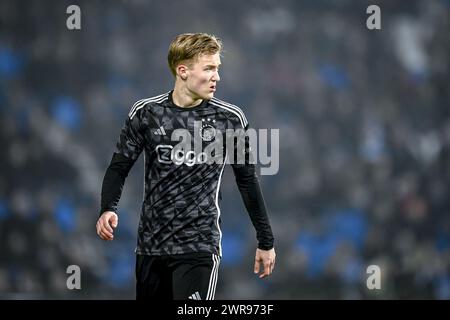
100, 91, 274, 256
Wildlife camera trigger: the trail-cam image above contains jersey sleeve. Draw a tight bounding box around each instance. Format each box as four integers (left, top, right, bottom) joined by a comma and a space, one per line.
229, 108, 275, 250
99, 105, 147, 216
115, 107, 147, 160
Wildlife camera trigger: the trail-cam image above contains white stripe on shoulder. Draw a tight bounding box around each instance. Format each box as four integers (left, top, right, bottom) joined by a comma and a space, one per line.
129, 92, 169, 119
128, 93, 167, 117
211, 98, 248, 126
209, 100, 248, 129
130, 94, 168, 119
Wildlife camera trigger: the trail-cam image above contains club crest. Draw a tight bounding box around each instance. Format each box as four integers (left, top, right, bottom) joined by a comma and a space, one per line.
200, 118, 216, 141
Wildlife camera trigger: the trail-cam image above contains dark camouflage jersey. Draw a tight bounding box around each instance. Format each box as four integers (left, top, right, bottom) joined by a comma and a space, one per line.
101, 91, 274, 256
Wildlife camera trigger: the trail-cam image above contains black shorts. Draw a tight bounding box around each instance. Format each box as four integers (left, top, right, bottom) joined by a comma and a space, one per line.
135, 252, 221, 300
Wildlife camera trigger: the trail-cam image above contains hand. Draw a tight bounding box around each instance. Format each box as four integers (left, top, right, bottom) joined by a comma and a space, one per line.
96, 211, 118, 241
254, 248, 276, 279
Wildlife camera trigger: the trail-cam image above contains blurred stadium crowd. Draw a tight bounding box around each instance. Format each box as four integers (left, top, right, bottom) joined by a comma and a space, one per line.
0, 0, 449, 299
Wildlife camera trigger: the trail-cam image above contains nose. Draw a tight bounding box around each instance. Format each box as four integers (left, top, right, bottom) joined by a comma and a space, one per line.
212, 70, 220, 82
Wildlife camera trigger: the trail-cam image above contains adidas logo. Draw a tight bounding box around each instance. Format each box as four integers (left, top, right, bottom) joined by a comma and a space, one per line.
153, 125, 166, 135
188, 291, 201, 300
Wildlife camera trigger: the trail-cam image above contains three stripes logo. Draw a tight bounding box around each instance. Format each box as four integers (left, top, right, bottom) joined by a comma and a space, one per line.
188, 291, 201, 300
128, 92, 169, 120
153, 125, 166, 136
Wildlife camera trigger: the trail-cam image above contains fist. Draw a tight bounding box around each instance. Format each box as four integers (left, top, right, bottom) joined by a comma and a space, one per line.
96, 211, 118, 240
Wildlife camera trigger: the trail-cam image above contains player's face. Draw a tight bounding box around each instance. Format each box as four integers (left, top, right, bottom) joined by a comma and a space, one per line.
186, 53, 221, 100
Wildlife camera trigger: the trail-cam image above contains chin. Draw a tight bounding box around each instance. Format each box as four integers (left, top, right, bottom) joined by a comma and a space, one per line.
195, 91, 214, 100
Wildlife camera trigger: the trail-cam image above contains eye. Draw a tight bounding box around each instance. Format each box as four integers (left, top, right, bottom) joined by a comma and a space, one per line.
205, 66, 219, 72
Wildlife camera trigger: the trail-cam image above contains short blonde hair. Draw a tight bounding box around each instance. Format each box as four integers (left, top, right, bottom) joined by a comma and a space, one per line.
168, 33, 222, 77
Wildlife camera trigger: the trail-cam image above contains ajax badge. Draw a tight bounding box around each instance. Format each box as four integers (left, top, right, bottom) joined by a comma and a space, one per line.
200, 118, 216, 142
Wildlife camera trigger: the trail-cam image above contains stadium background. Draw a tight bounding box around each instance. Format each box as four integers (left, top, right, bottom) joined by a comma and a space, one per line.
0, 0, 449, 299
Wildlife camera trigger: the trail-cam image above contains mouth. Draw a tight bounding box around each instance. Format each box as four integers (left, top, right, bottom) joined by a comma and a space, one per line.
209, 85, 216, 92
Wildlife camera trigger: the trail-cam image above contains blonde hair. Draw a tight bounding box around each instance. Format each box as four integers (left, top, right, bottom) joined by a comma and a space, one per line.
168, 33, 222, 77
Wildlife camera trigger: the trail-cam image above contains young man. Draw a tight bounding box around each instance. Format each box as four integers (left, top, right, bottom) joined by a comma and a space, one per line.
96, 33, 275, 300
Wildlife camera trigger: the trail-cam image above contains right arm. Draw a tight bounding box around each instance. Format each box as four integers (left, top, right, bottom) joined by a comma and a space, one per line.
96, 153, 135, 240
96, 106, 147, 240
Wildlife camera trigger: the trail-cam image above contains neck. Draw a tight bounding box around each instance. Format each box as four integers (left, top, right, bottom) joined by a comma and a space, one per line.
172, 81, 203, 108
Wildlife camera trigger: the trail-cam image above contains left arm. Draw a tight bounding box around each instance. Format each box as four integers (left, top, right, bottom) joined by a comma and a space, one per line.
232, 163, 274, 250
232, 161, 276, 278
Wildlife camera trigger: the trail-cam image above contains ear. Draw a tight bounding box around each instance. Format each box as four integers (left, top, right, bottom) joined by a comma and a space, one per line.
177, 64, 188, 80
